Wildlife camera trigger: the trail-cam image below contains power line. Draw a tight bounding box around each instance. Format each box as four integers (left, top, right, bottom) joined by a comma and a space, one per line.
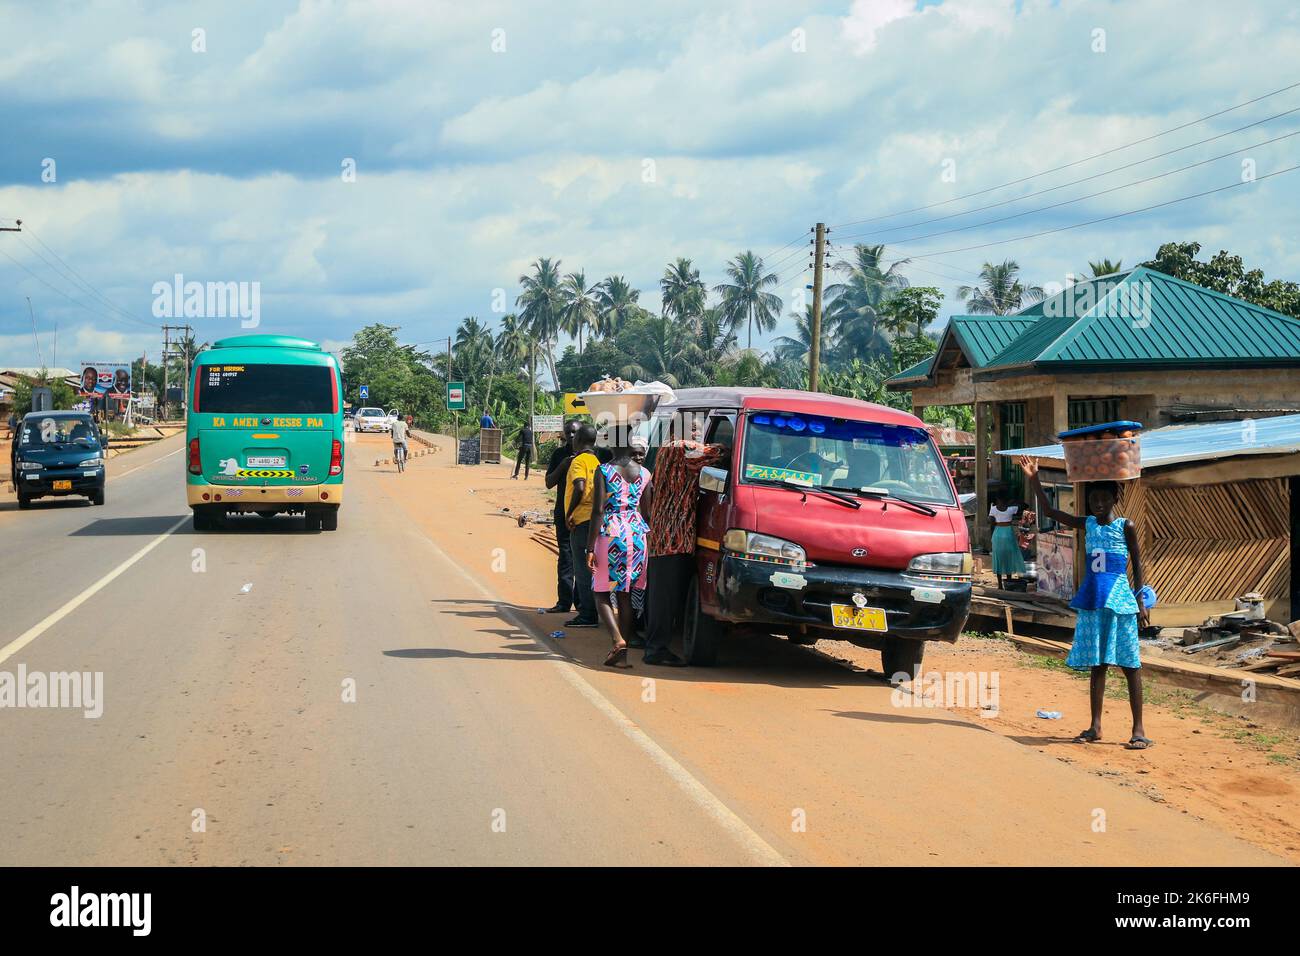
19, 227, 149, 328
835, 105, 1300, 242
886, 162, 1300, 261
830, 78, 1300, 229
0, 245, 154, 331
854, 127, 1300, 249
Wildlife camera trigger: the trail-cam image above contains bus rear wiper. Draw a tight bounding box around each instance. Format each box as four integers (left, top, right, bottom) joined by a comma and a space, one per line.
852, 487, 937, 516
751, 477, 860, 509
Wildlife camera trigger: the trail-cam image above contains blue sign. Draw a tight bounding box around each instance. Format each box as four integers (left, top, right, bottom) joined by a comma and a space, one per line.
359, 385, 369, 400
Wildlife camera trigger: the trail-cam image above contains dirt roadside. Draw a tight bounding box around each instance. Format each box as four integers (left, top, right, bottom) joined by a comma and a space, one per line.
366, 432, 1297, 864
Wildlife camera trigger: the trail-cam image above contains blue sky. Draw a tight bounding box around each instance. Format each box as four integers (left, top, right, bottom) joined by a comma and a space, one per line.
2, 0, 1298, 372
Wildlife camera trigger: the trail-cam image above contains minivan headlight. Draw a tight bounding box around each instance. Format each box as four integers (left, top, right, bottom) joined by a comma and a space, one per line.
17, 460, 43, 471
81, 457, 104, 468
908, 552, 973, 576
723, 529, 806, 567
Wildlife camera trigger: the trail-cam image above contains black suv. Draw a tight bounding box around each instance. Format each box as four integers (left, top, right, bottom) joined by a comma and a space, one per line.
11, 411, 109, 508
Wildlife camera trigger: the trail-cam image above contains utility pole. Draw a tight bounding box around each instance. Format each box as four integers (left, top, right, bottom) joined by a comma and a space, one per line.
161, 325, 171, 421
160, 323, 192, 421
808, 222, 827, 392
447, 336, 456, 467
26, 297, 44, 368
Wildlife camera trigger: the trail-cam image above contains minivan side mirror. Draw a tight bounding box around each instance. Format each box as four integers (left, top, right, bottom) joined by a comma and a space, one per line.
699, 466, 728, 493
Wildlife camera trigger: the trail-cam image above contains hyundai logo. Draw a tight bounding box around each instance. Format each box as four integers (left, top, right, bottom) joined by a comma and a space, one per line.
851, 547, 868, 557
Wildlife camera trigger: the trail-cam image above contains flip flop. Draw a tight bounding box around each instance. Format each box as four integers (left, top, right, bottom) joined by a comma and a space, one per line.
603, 645, 631, 669
1074, 729, 1100, 743
1125, 736, 1155, 750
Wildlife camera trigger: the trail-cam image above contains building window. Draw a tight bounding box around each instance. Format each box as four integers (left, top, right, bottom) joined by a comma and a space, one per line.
1068, 397, 1123, 430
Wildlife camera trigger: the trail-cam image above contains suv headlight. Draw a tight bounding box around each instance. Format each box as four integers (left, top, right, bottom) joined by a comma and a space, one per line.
81, 457, 104, 467
723, 529, 806, 567
17, 460, 43, 471
908, 552, 973, 576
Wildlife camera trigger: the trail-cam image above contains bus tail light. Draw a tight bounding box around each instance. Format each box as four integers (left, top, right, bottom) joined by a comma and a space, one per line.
330, 366, 339, 414
188, 437, 202, 475
192, 369, 201, 413
329, 439, 342, 476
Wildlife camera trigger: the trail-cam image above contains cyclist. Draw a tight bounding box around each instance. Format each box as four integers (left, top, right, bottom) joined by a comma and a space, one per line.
391, 414, 412, 472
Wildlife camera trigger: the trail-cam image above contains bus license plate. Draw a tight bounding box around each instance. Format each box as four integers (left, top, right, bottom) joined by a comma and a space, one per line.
53, 480, 72, 491
831, 604, 887, 632
246, 456, 286, 468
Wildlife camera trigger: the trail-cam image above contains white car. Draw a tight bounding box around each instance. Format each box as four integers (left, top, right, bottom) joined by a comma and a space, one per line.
354, 407, 391, 433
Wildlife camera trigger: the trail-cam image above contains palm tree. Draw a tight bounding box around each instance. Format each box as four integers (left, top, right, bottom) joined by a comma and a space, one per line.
1084, 258, 1123, 277
617, 313, 690, 388
454, 316, 498, 407
674, 306, 737, 386
593, 275, 641, 338
714, 251, 783, 349
560, 270, 599, 355
516, 258, 565, 387
772, 306, 830, 366
825, 243, 909, 363
957, 259, 1044, 314
660, 258, 707, 326
495, 313, 531, 374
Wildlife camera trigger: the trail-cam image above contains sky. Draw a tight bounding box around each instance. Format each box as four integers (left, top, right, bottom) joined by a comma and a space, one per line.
1, 0, 1299, 374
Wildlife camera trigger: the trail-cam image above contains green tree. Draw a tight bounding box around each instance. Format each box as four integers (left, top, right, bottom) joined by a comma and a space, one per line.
1083, 258, 1123, 277
957, 259, 1043, 314
826, 243, 910, 363
772, 305, 829, 366
593, 275, 641, 338
339, 324, 441, 424
715, 250, 783, 349
10, 369, 77, 415
516, 257, 565, 387
660, 258, 707, 326
878, 286, 943, 340
560, 271, 600, 354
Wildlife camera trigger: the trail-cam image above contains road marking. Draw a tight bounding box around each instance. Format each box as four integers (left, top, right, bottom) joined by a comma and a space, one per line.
0, 515, 189, 667
410, 527, 791, 867
114, 445, 183, 480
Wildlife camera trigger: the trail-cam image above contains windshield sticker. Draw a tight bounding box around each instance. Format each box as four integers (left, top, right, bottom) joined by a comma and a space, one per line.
744, 464, 821, 486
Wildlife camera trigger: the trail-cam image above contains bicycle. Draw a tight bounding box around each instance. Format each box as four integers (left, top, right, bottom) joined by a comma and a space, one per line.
394, 441, 407, 473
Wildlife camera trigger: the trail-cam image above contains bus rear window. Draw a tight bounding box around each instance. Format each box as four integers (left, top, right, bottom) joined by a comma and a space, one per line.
198, 364, 333, 414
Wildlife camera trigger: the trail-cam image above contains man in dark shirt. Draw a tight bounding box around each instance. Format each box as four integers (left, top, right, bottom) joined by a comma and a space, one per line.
511, 422, 535, 479
543, 419, 581, 613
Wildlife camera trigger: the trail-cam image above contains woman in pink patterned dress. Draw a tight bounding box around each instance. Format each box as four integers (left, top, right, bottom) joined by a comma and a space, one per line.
586, 445, 650, 668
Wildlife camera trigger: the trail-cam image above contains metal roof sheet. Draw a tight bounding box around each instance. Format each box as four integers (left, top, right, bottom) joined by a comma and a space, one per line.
996, 413, 1300, 469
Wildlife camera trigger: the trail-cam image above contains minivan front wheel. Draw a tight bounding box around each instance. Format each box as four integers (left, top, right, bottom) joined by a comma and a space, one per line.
881, 637, 925, 683
683, 576, 723, 667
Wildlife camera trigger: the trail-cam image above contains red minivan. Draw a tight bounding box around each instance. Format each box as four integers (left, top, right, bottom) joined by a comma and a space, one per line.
642, 388, 972, 676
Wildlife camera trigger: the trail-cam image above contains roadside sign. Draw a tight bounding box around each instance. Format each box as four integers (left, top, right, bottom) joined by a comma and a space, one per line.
532, 414, 563, 433
447, 381, 466, 410
563, 392, 586, 415
359, 385, 369, 400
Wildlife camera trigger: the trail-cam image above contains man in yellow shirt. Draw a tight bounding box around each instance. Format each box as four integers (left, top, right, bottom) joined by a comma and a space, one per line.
563, 422, 601, 627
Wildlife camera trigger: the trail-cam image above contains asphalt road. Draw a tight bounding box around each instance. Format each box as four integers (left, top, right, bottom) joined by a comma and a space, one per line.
0, 433, 1284, 866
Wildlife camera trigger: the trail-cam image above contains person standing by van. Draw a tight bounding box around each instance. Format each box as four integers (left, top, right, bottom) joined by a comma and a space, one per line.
989, 488, 1026, 588
544, 420, 580, 614
586, 444, 650, 667
563, 423, 601, 628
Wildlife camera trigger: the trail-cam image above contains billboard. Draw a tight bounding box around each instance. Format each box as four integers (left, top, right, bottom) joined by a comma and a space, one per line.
79, 362, 131, 399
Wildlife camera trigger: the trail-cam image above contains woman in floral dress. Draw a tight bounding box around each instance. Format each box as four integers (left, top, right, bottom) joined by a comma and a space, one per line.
586, 446, 650, 667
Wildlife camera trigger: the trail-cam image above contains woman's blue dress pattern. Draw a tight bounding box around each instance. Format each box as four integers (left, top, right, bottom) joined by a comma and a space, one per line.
1066, 516, 1141, 670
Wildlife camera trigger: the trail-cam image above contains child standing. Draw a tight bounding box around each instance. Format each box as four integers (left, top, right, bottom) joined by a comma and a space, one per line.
1019, 457, 1153, 750
988, 488, 1027, 589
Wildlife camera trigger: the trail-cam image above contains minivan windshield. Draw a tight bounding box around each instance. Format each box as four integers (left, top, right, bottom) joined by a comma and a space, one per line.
19, 415, 98, 448
741, 411, 956, 506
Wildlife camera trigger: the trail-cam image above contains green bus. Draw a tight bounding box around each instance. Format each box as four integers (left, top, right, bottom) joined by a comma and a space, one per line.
186, 335, 344, 531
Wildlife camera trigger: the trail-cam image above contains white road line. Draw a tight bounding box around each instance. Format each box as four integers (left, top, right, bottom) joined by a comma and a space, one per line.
410, 527, 792, 868
0, 515, 189, 667
114, 445, 183, 480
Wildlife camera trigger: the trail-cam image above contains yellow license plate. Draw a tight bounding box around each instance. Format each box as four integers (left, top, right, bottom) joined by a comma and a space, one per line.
53, 480, 72, 491
831, 604, 887, 632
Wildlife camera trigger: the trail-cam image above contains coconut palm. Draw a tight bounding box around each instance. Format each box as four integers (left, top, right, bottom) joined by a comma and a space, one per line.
560, 270, 600, 355
516, 257, 565, 387
772, 306, 830, 366
825, 243, 910, 363
957, 259, 1044, 314
495, 313, 531, 375
1084, 258, 1124, 277
714, 251, 783, 349
593, 275, 641, 338
617, 314, 690, 388
660, 258, 707, 326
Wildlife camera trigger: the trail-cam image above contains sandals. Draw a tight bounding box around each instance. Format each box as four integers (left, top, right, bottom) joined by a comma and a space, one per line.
603, 644, 631, 669
1125, 736, 1155, 750
1074, 729, 1100, 743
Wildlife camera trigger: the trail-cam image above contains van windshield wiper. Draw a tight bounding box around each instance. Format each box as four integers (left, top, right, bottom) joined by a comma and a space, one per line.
749, 477, 860, 509
851, 487, 937, 516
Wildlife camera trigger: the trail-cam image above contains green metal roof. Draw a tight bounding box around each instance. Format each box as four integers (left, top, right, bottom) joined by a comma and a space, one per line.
884, 314, 1040, 389
978, 267, 1300, 375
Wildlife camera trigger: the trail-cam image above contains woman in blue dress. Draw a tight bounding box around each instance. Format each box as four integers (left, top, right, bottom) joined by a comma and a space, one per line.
1019, 457, 1153, 750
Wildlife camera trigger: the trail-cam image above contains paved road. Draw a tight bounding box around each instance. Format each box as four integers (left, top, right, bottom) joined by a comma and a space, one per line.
0, 433, 1283, 865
